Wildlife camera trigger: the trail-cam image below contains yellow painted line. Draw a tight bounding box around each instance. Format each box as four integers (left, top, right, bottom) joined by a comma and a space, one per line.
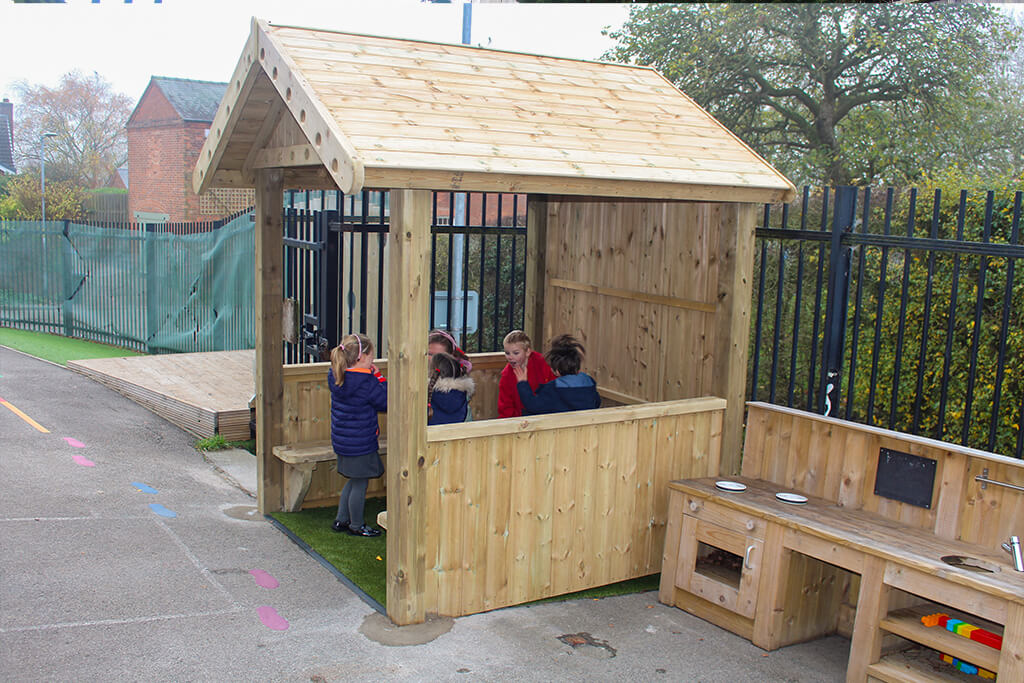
0, 397, 50, 433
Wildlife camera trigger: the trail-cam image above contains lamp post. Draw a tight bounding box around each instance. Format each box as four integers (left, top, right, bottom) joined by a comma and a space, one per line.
39, 131, 57, 223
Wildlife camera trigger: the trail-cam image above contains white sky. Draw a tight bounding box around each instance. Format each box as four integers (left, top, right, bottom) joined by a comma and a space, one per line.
0, 0, 631, 105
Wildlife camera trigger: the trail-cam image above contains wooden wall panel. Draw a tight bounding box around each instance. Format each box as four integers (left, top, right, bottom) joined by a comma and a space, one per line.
543, 198, 726, 406
421, 398, 726, 617
741, 403, 1024, 553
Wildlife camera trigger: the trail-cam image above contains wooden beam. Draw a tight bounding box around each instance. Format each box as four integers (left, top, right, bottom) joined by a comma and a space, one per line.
712, 204, 757, 476
207, 169, 255, 189
255, 19, 364, 194
386, 189, 432, 626
362, 168, 794, 205
255, 169, 285, 514
242, 97, 286, 174
250, 144, 322, 169
193, 20, 260, 194
549, 277, 717, 314
523, 195, 548, 343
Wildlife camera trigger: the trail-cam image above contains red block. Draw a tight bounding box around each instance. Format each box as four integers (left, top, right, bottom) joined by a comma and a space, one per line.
970, 628, 1003, 650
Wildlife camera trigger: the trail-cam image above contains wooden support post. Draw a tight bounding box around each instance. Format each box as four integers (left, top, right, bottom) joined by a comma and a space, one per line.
846, 556, 888, 683
255, 169, 285, 514
524, 195, 548, 344
712, 203, 757, 475
386, 189, 432, 625
1002, 602, 1024, 682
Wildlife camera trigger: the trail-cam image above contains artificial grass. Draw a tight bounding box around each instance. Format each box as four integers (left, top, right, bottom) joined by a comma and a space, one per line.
271, 497, 389, 606
0, 328, 142, 366
269, 498, 660, 610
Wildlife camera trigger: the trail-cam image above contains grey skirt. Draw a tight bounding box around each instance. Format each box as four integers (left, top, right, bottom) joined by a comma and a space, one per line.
337, 451, 384, 479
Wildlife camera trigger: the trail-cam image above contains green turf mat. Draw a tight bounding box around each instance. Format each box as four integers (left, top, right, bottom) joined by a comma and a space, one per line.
270, 497, 388, 606
270, 497, 660, 610
0, 328, 142, 366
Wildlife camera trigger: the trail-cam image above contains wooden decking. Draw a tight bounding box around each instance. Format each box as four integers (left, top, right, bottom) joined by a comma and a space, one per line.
68, 350, 254, 440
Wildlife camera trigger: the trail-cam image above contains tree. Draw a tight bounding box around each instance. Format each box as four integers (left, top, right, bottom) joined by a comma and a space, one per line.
12, 71, 133, 189
0, 172, 86, 220
603, 4, 1023, 187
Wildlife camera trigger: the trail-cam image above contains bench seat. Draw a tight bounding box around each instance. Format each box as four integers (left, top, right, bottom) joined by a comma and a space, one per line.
271, 440, 386, 511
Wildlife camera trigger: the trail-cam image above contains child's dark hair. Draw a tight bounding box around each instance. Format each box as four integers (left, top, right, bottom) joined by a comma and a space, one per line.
330, 333, 373, 387
427, 352, 464, 415
545, 334, 585, 376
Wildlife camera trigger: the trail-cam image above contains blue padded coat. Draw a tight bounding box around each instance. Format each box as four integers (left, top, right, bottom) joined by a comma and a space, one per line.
328, 367, 388, 458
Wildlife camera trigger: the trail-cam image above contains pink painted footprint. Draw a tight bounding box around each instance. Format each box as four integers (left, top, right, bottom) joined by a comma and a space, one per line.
63, 437, 86, 448
249, 569, 279, 589
71, 455, 95, 467
257, 606, 289, 631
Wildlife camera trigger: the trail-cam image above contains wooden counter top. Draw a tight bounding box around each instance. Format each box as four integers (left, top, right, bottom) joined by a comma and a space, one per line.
669, 477, 1024, 606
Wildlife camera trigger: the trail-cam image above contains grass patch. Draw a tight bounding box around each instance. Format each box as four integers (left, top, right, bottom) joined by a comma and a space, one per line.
195, 434, 256, 453
0, 327, 141, 366
271, 498, 388, 606
270, 500, 660, 610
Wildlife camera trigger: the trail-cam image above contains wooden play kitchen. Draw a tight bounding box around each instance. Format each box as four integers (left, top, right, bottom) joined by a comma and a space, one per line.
192, 18, 794, 626
661, 402, 1024, 681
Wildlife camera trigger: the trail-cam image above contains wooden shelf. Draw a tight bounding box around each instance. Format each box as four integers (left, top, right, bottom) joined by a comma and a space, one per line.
879, 605, 1002, 674
867, 649, 985, 682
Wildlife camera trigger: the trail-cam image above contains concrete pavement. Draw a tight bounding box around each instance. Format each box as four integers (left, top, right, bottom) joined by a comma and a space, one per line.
0, 346, 850, 682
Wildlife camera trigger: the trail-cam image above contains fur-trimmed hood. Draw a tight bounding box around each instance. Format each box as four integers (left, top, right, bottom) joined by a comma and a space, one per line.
432, 375, 475, 398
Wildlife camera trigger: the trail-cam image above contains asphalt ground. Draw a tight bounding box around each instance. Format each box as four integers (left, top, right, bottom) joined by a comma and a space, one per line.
0, 346, 850, 682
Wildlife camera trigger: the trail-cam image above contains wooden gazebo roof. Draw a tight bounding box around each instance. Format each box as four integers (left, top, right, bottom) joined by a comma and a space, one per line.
194, 18, 795, 204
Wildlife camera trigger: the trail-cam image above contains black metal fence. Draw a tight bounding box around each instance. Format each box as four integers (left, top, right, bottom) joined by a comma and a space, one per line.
281, 189, 527, 364
751, 185, 1024, 459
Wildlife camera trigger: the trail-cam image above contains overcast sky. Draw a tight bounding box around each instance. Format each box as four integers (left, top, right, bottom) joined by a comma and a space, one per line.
0, 0, 631, 105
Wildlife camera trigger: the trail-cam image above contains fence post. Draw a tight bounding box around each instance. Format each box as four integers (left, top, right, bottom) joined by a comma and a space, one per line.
820, 186, 856, 416
61, 220, 73, 338
143, 223, 158, 354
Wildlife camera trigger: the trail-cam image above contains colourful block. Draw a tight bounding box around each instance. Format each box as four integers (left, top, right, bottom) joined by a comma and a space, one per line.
940, 653, 954, 664
945, 618, 964, 632
922, 613, 947, 627
978, 667, 996, 679
970, 628, 1003, 650
955, 623, 977, 638
957, 661, 978, 675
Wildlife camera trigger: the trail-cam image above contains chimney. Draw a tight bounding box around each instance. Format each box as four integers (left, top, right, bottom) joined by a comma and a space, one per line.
0, 98, 12, 142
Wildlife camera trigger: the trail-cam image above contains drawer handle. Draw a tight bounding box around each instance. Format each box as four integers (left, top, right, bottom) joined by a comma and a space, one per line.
744, 544, 756, 570
689, 500, 701, 513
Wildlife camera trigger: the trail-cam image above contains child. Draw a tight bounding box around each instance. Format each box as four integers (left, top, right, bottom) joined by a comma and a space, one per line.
428, 329, 473, 373
328, 333, 387, 537
515, 334, 601, 415
498, 330, 556, 418
427, 352, 476, 425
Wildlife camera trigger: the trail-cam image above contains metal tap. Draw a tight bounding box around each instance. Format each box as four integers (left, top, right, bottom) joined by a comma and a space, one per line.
1002, 536, 1023, 572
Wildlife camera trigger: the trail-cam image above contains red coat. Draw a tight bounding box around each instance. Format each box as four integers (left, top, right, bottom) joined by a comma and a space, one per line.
498, 351, 556, 418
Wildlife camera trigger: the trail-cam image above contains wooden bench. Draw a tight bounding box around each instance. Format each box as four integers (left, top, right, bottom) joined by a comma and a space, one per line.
660, 402, 1024, 682
271, 440, 386, 512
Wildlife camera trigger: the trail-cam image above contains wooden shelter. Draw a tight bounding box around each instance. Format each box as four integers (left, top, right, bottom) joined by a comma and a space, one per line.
194, 18, 796, 626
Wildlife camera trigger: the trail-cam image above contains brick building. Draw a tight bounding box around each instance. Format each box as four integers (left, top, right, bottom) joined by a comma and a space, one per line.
127, 76, 252, 222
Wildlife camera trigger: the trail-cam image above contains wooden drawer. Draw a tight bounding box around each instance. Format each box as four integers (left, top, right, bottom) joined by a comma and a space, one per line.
683, 495, 767, 541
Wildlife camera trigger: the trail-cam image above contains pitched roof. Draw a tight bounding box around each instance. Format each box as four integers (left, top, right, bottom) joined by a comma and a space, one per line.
194, 19, 795, 203
0, 113, 14, 175
151, 76, 227, 123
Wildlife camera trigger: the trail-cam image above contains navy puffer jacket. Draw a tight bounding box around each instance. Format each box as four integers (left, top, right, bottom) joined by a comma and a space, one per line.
329, 367, 388, 458
428, 375, 475, 425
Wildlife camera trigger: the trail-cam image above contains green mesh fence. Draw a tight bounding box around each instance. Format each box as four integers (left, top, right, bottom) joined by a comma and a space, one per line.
0, 215, 255, 353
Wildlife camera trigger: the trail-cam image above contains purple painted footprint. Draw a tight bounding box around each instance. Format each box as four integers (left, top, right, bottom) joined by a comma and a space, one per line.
249, 569, 279, 589
71, 455, 95, 467
257, 606, 289, 631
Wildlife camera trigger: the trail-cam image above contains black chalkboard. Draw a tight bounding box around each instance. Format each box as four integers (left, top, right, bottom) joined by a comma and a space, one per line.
874, 448, 937, 509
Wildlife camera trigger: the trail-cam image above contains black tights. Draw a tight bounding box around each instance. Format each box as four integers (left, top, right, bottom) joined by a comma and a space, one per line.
336, 477, 370, 529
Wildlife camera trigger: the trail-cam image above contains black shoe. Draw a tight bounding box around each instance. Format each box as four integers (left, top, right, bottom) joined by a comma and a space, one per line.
347, 524, 382, 537
331, 521, 348, 533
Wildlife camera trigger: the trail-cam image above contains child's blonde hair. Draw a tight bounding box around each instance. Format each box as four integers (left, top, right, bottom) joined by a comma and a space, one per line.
502, 329, 532, 351
330, 333, 373, 387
